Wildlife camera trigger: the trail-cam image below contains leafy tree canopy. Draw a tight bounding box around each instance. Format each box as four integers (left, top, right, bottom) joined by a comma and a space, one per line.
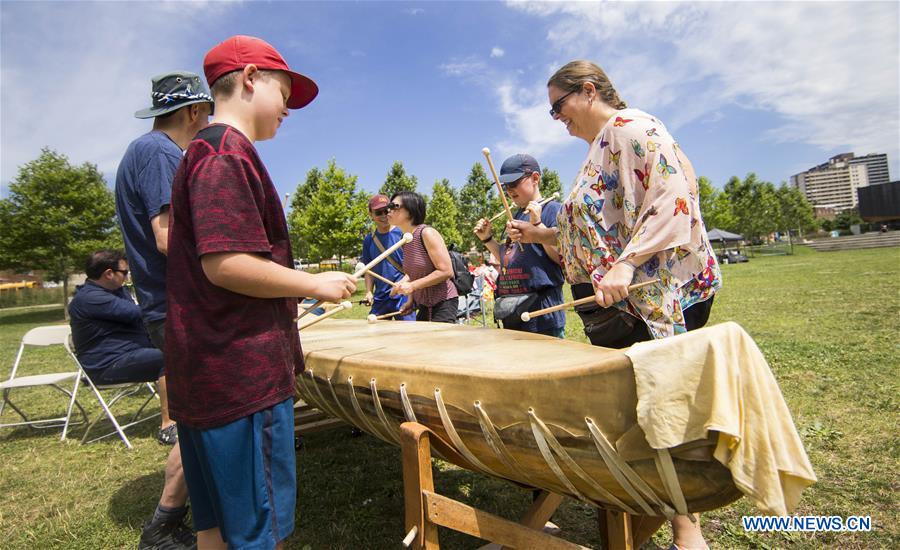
0, 148, 120, 283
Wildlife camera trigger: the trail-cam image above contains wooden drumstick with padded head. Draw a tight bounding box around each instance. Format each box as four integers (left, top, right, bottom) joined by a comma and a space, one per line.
366, 310, 405, 323
298, 300, 352, 330
520, 279, 660, 322
482, 147, 524, 251
297, 232, 413, 320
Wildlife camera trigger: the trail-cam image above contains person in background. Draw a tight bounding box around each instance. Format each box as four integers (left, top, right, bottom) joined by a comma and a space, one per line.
361, 194, 414, 320
474, 153, 566, 337
387, 191, 459, 323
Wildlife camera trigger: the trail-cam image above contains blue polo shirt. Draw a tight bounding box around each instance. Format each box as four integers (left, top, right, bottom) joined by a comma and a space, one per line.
68, 282, 153, 371
114, 130, 182, 323
497, 201, 566, 332
361, 228, 414, 319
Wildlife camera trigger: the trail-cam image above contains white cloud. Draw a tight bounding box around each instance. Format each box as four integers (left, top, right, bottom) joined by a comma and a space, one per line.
405, 8, 425, 16
490, 47, 505, 58
505, 1, 899, 164
0, 3, 233, 187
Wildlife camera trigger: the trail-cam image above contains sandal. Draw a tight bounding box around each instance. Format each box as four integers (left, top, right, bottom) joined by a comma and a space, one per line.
157, 424, 178, 445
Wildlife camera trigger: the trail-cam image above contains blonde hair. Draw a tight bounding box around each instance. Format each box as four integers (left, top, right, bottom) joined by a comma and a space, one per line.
209, 69, 279, 102
547, 60, 627, 110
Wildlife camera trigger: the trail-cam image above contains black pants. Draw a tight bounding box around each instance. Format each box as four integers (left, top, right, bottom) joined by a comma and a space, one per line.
570, 283, 714, 349
416, 297, 460, 323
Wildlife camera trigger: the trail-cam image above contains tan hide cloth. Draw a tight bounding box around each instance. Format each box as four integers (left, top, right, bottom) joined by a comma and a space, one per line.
625, 321, 817, 515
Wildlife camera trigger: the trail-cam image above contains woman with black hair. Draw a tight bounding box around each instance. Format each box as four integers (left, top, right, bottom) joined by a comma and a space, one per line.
386, 191, 459, 322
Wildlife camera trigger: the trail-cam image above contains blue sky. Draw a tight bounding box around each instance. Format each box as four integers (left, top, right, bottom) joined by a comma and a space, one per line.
2, 1, 898, 202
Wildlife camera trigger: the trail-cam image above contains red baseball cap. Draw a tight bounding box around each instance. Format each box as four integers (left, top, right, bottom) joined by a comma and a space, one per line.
204, 35, 319, 109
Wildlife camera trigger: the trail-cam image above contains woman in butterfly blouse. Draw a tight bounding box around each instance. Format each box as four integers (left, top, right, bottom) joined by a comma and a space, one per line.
509, 60, 721, 550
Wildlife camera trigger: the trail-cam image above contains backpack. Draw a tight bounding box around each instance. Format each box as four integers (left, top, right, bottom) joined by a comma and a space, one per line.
449, 250, 475, 295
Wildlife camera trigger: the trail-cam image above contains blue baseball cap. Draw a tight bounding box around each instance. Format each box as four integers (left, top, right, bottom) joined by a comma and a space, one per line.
498, 154, 541, 183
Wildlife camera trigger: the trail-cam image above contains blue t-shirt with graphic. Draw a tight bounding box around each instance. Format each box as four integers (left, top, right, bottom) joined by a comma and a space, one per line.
361, 227, 414, 320
498, 201, 566, 332
115, 131, 182, 323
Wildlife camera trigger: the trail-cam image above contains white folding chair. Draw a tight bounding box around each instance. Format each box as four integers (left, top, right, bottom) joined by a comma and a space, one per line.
0, 325, 87, 440
71, 347, 160, 450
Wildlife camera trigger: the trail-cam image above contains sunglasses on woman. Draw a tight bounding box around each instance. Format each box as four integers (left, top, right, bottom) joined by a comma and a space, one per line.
386, 202, 404, 211
549, 89, 579, 118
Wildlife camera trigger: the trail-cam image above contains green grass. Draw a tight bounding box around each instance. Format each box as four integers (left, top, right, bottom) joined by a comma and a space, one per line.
1, 246, 898, 549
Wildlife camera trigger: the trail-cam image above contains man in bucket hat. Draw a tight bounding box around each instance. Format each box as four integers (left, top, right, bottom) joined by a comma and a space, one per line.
115, 70, 213, 550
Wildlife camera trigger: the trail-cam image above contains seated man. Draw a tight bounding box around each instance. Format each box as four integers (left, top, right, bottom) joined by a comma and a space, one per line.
68, 249, 177, 445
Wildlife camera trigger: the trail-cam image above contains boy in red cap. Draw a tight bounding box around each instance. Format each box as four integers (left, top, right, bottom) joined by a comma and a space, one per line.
165, 35, 357, 549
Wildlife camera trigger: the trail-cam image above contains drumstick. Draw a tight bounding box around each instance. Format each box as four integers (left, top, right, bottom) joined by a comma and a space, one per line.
482, 147, 524, 251
297, 232, 413, 320
489, 192, 560, 222
354, 262, 399, 288
366, 310, 405, 323
520, 279, 660, 322
299, 301, 342, 310
298, 300, 352, 330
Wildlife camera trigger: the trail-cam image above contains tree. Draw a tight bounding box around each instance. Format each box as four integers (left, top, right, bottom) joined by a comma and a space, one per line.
723, 173, 779, 242
833, 208, 863, 231
286, 166, 323, 259
379, 161, 418, 197
540, 167, 563, 198
456, 163, 501, 252
776, 183, 816, 236
697, 176, 736, 231
425, 178, 462, 249
288, 159, 369, 268
0, 148, 121, 307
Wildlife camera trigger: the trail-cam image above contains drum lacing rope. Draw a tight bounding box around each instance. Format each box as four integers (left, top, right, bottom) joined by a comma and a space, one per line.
528, 409, 639, 515
585, 417, 674, 519
655, 448, 692, 519
369, 378, 401, 445
399, 383, 418, 423
300, 369, 344, 421
321, 371, 356, 423
473, 401, 530, 481
347, 375, 392, 441
434, 388, 500, 477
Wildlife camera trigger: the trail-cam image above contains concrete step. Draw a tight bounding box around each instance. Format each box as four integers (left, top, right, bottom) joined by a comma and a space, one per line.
805, 232, 900, 251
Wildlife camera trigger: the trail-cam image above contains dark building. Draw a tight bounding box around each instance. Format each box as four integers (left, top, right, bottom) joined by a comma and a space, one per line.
857, 181, 900, 222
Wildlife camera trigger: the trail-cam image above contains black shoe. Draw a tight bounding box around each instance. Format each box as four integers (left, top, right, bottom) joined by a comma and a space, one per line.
157, 424, 178, 446
138, 515, 196, 550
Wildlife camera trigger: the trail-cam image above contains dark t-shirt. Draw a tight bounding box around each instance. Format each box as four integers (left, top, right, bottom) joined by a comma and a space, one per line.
114, 130, 182, 323
165, 124, 302, 429
498, 201, 566, 332
68, 282, 153, 370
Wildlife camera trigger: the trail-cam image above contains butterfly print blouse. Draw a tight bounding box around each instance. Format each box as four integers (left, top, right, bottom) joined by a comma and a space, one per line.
556, 109, 722, 338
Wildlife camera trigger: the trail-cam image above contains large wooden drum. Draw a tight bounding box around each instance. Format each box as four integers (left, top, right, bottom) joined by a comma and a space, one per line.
296, 320, 742, 517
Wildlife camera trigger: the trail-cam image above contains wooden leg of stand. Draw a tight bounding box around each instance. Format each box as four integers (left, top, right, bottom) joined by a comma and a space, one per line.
598, 509, 633, 550
631, 515, 666, 548
401, 422, 440, 549
520, 490, 565, 530
599, 510, 665, 550
478, 490, 565, 550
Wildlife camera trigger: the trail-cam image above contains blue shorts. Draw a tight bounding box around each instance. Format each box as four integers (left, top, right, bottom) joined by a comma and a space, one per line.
178, 398, 296, 549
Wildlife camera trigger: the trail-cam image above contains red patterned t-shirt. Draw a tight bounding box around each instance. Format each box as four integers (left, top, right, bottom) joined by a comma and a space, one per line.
165, 124, 302, 429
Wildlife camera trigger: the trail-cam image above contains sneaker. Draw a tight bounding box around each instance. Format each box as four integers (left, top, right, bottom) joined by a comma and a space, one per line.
157, 424, 178, 446
138, 516, 196, 550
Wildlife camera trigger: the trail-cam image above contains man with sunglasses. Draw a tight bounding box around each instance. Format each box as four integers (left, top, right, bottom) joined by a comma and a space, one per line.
360, 195, 415, 320
68, 250, 175, 427
473, 154, 566, 337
